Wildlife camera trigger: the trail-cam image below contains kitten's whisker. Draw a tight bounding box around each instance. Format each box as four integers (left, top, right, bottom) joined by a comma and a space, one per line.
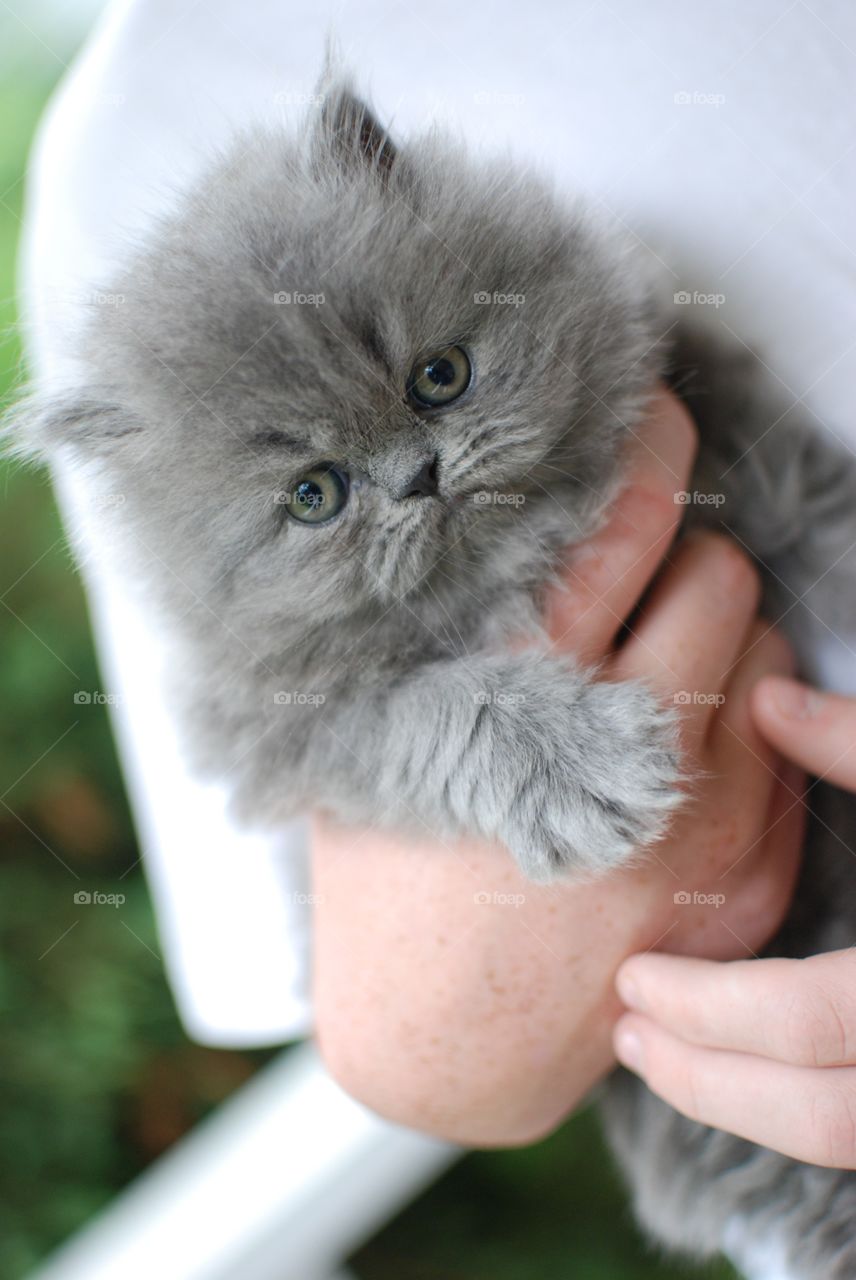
422, 577, 474, 659
432, 566, 492, 617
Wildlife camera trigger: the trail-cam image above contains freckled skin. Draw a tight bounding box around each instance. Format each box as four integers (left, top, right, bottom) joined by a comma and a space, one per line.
313, 788, 795, 1146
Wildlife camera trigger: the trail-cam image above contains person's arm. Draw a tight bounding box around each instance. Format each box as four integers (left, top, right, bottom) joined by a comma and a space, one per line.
613, 678, 856, 1169
311, 391, 804, 1146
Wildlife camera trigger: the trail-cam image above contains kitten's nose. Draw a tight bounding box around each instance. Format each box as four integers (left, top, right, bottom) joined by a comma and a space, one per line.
399, 454, 439, 499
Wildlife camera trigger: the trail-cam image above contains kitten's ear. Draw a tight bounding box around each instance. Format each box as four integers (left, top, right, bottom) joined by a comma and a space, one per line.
3, 390, 141, 464
312, 77, 398, 184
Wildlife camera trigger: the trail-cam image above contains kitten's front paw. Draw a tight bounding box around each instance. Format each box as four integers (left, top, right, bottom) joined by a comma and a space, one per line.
504, 681, 685, 884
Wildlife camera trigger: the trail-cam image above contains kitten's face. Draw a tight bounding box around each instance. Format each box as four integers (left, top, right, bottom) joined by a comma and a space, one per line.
36, 80, 660, 629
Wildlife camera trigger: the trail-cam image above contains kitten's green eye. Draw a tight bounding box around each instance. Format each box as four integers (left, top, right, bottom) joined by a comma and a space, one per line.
286, 464, 349, 525
407, 345, 471, 408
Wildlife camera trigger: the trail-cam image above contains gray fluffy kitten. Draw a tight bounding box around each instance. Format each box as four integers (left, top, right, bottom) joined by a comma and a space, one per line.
14, 74, 856, 1277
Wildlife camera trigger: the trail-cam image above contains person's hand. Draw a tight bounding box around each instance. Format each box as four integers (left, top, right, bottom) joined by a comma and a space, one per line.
614, 678, 856, 1167
311, 389, 804, 1146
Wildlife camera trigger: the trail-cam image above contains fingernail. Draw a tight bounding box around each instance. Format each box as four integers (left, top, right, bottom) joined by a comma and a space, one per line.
615, 1028, 645, 1074
767, 677, 823, 720
617, 971, 647, 1013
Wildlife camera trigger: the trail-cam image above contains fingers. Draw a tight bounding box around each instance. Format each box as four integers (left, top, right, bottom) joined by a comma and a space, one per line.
709, 621, 796, 769
545, 387, 697, 664
613, 1012, 856, 1169
614, 533, 761, 739
615, 950, 856, 1067
752, 678, 856, 788
685, 623, 802, 891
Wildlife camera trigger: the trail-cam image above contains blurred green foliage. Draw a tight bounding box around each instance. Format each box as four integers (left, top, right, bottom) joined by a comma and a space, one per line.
0, 24, 737, 1280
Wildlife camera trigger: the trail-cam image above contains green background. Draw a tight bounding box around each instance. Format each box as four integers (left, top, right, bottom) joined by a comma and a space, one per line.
0, 11, 737, 1279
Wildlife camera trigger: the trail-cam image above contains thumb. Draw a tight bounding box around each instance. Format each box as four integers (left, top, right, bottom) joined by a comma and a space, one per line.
751, 677, 856, 788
